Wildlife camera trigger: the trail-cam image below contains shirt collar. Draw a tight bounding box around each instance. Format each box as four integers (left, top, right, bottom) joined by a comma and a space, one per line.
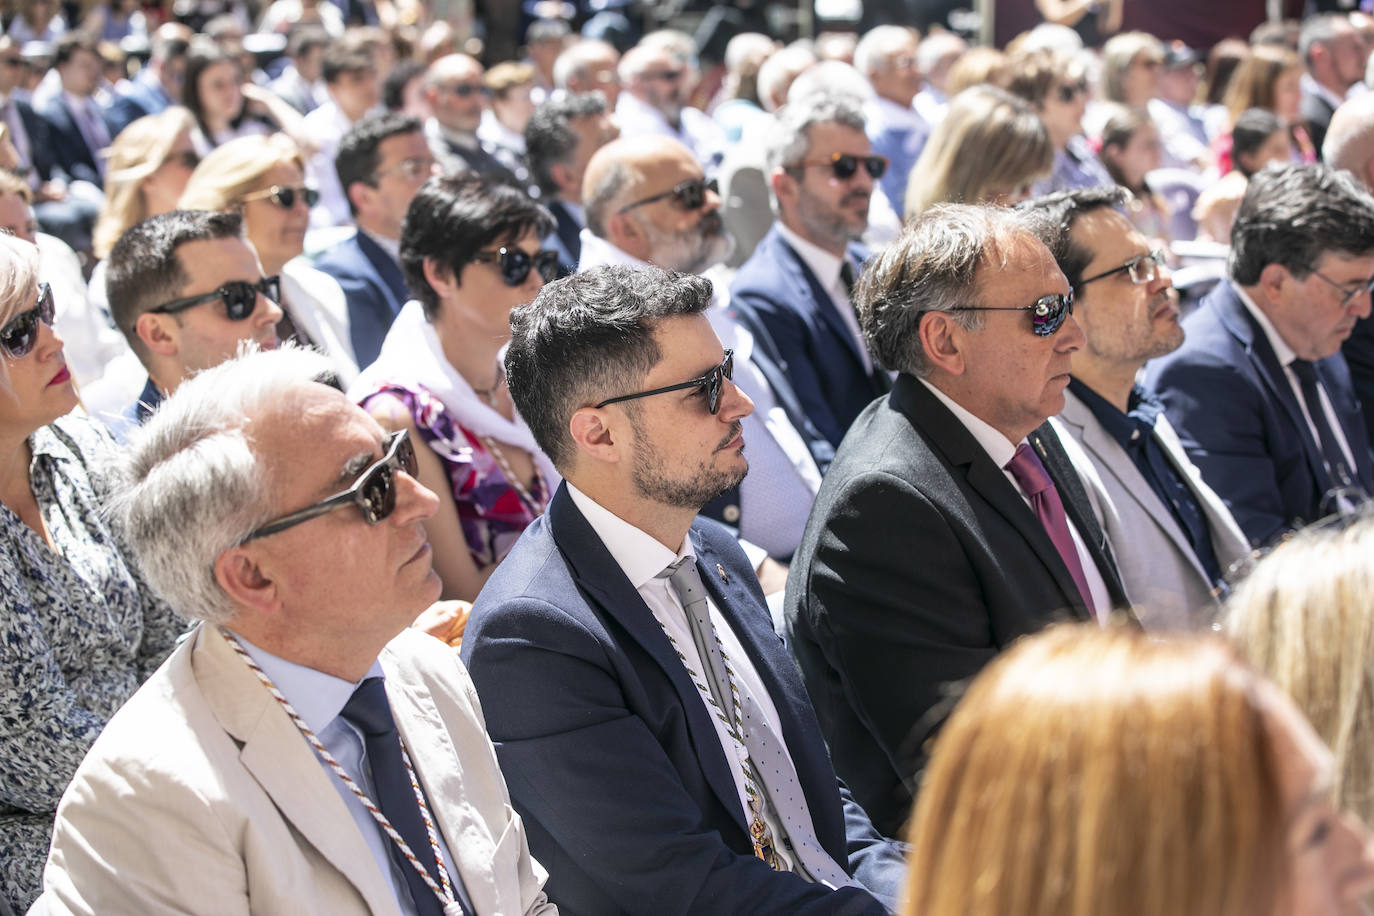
869, 95, 926, 130
917, 376, 1019, 468
227, 630, 384, 736
566, 482, 690, 590
1301, 71, 1348, 113
774, 220, 846, 292
1234, 283, 1298, 366
1068, 378, 1161, 447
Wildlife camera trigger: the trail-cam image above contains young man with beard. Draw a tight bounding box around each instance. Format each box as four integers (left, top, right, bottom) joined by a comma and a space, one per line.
461, 265, 907, 915
730, 92, 892, 449
1029, 188, 1250, 629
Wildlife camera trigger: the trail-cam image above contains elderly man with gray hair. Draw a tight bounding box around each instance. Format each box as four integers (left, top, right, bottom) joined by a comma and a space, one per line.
784, 204, 1129, 836
33, 347, 556, 916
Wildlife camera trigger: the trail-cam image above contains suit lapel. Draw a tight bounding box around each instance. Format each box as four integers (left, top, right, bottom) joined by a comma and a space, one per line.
774, 233, 869, 372
195, 626, 400, 915
1151, 413, 1252, 571
354, 232, 409, 314
1316, 357, 1374, 491
547, 487, 746, 831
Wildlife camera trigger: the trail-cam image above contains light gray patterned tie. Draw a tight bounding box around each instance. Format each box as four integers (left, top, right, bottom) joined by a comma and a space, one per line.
661, 557, 855, 887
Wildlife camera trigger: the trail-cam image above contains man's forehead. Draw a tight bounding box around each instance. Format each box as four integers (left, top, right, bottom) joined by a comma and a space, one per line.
1073, 208, 1144, 260
176, 237, 260, 288
251, 385, 381, 471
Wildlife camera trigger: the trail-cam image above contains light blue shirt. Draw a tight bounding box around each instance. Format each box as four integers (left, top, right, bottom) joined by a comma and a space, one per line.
231, 632, 471, 916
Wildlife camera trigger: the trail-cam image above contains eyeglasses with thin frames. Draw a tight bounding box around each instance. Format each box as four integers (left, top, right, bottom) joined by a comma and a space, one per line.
596, 350, 735, 415
372, 156, 436, 183
1080, 250, 1167, 286
243, 430, 419, 541
1309, 269, 1374, 309
946, 291, 1076, 337
618, 176, 718, 214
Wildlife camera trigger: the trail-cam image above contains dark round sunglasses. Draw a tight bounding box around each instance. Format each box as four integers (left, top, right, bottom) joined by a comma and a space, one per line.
240, 185, 320, 210
595, 350, 735, 415
244, 430, 419, 541
947, 290, 1075, 338
148, 275, 281, 321
618, 177, 719, 214
470, 247, 560, 287
794, 153, 889, 181
1, 281, 55, 358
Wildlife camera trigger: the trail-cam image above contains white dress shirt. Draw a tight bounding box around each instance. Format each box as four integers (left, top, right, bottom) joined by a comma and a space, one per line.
920, 378, 1113, 621
305, 98, 359, 228
772, 221, 873, 374
231, 633, 473, 916
564, 483, 798, 871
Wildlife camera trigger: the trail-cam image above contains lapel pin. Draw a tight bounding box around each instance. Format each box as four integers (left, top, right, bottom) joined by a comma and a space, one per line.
716, 563, 728, 584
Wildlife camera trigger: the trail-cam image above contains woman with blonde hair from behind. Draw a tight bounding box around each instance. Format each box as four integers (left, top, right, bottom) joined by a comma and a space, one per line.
1227, 513, 1374, 831
901, 625, 1374, 916
903, 85, 1053, 219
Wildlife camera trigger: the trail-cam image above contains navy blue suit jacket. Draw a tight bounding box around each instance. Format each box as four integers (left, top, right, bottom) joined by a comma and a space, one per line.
14, 98, 59, 183
1144, 279, 1373, 547
312, 231, 409, 369
463, 485, 905, 916
105, 73, 171, 138
37, 96, 107, 189
730, 225, 887, 449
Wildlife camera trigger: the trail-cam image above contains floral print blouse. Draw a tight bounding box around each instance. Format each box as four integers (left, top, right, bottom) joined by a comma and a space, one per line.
0, 413, 184, 911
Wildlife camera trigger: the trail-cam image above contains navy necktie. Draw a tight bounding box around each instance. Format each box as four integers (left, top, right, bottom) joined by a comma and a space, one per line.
1290, 359, 1357, 493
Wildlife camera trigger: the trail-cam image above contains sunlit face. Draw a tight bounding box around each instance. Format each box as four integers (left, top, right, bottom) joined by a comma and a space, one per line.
493, 81, 536, 134
141, 130, 197, 217
1121, 50, 1163, 106
60, 47, 100, 97
1273, 251, 1374, 360
330, 66, 379, 121
240, 160, 309, 272
1038, 71, 1089, 149
870, 38, 922, 106
781, 122, 874, 252
162, 235, 281, 377
427, 56, 486, 134
367, 130, 437, 239
1274, 66, 1303, 124
0, 284, 76, 434
0, 191, 37, 242
626, 144, 731, 274
1238, 129, 1293, 176
443, 227, 546, 342
1105, 122, 1163, 188
630, 49, 687, 122
198, 59, 243, 127
1326, 24, 1369, 88
568, 47, 621, 108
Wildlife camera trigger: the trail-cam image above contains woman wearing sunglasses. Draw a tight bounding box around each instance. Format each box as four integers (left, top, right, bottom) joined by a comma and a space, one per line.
0, 235, 183, 911
349, 174, 559, 604
179, 132, 357, 384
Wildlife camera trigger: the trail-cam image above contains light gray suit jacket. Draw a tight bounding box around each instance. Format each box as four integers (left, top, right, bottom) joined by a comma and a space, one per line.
1055, 389, 1252, 630
34, 625, 556, 916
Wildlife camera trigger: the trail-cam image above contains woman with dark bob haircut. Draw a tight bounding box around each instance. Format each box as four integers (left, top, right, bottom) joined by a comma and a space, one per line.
349, 174, 557, 608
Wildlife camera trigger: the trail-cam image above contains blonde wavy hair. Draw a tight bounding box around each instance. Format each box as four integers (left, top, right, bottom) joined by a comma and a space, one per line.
902, 625, 1286, 916
1226, 513, 1374, 826
93, 106, 196, 259
177, 132, 307, 213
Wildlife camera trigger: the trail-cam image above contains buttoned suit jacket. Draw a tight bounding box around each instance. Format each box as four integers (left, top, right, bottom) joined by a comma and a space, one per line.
730, 225, 887, 449
461, 485, 906, 916
313, 231, 409, 369
1143, 279, 1374, 548
37, 96, 107, 189
35, 625, 555, 916
1054, 389, 1252, 629
784, 374, 1131, 837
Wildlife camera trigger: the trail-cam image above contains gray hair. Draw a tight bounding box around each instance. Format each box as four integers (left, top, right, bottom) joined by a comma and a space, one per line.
785, 61, 873, 107
856, 204, 1047, 377
113, 345, 337, 624
584, 158, 637, 239
853, 25, 913, 79
756, 42, 816, 112
766, 91, 868, 176
552, 39, 617, 91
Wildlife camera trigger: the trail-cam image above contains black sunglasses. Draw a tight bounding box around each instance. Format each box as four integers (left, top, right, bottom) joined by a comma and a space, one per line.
439, 82, 491, 97
794, 152, 889, 181
1, 282, 54, 358
596, 349, 735, 415
168, 150, 200, 170
148, 275, 281, 321
1055, 80, 1089, 103
244, 430, 419, 541
240, 185, 320, 210
470, 247, 559, 286
618, 177, 718, 214
947, 290, 1075, 337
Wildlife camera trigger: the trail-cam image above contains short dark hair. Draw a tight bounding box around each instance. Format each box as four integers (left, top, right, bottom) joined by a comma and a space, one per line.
286, 24, 331, 61
1231, 108, 1285, 178
106, 209, 245, 348
383, 59, 426, 111
1230, 163, 1374, 285
524, 92, 608, 197
400, 174, 555, 320
335, 112, 423, 215
321, 43, 374, 84
1022, 187, 1129, 291
54, 34, 97, 69
506, 265, 712, 468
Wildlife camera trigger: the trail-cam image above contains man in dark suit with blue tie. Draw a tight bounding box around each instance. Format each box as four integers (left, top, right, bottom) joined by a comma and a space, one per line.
462, 264, 907, 915
1145, 163, 1374, 547
731, 92, 891, 449
38, 35, 112, 190
314, 113, 436, 368
524, 92, 619, 278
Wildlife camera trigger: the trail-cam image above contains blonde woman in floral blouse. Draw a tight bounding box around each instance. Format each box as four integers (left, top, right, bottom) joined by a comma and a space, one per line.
0, 236, 184, 911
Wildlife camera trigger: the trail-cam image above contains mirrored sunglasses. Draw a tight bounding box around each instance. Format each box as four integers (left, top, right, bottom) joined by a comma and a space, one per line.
618, 177, 718, 214
240, 184, 320, 210
595, 349, 735, 415
148, 275, 281, 321
0, 282, 54, 358
470, 247, 560, 287
948, 290, 1075, 338
244, 430, 419, 541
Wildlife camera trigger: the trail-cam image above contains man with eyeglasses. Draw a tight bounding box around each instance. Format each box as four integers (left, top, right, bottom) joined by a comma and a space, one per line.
462, 264, 907, 916
614, 42, 725, 172
731, 92, 891, 450
316, 112, 437, 367
423, 53, 518, 184
103, 210, 282, 434
1145, 163, 1374, 547
35, 346, 556, 916
1028, 187, 1250, 629
785, 204, 1129, 837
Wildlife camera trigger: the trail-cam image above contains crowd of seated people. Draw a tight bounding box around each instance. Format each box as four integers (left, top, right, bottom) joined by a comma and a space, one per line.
6, 4, 1374, 914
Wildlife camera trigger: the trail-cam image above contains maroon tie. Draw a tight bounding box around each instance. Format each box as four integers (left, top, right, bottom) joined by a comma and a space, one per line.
1005, 442, 1096, 619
